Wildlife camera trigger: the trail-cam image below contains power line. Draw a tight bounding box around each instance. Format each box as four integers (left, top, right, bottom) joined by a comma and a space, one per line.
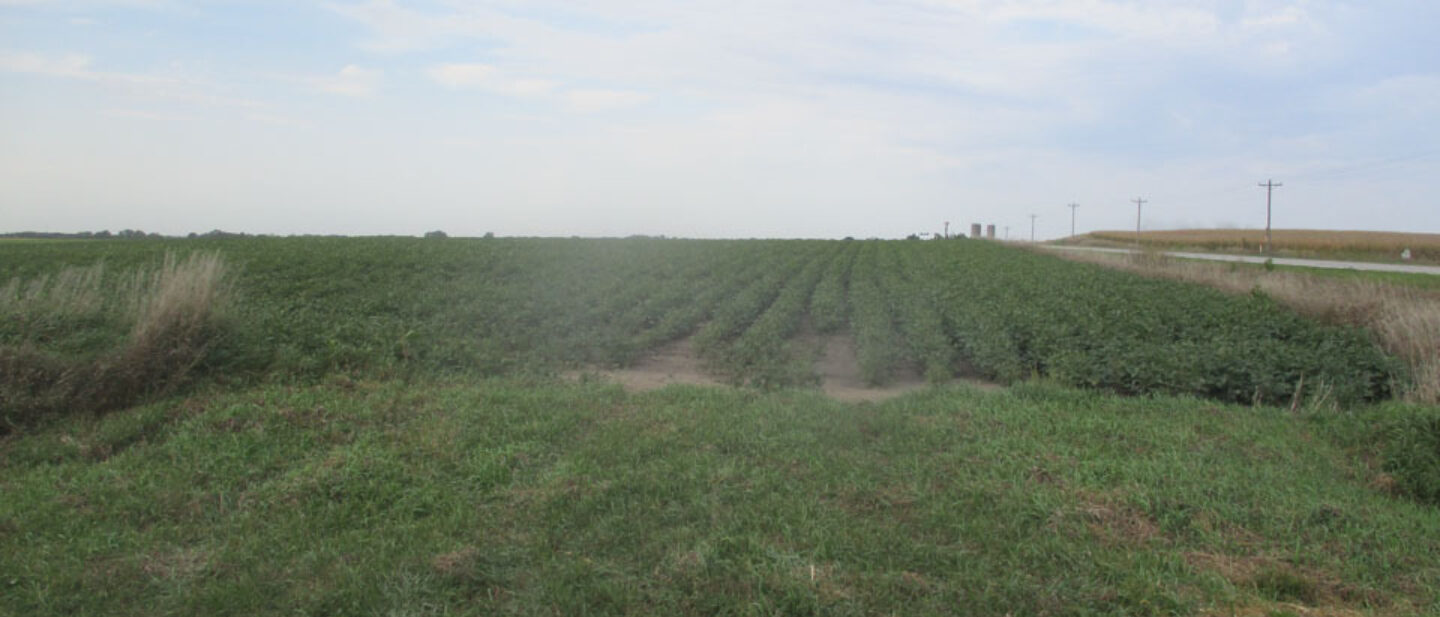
1286, 149, 1438, 184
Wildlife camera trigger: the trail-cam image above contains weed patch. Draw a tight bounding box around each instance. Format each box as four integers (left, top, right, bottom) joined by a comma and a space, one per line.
1380, 411, 1440, 505
1, 252, 230, 430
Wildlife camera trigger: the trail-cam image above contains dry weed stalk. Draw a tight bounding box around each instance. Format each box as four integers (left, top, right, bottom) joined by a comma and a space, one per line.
2, 252, 231, 427
101, 252, 231, 406
1059, 251, 1440, 404
127, 252, 229, 350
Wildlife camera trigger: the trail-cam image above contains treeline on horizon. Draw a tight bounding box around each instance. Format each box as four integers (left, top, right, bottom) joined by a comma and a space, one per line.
2, 229, 251, 240
3, 228, 944, 241
7, 230, 535, 240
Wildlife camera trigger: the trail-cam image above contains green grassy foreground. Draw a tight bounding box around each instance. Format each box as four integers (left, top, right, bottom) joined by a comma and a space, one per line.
3, 377, 1438, 616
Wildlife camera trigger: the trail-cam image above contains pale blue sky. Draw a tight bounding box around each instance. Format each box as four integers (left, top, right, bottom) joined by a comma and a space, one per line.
2, 0, 1437, 239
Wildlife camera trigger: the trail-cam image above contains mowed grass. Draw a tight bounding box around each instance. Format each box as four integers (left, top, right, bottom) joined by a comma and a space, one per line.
3, 378, 1438, 616
1079, 229, 1440, 264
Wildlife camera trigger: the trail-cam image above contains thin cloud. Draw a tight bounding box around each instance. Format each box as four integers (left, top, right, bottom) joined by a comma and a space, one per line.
0, 51, 94, 78
324, 0, 511, 53
1343, 74, 1440, 118
312, 64, 382, 97
426, 63, 556, 97
427, 63, 496, 88
0, 50, 263, 108
99, 108, 178, 121
1241, 6, 1310, 29
565, 89, 650, 113
983, 1, 1222, 41
425, 61, 642, 112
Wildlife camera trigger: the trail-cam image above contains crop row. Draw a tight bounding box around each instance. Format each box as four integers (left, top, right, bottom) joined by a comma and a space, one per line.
691, 243, 837, 386
905, 241, 1398, 404
847, 242, 905, 386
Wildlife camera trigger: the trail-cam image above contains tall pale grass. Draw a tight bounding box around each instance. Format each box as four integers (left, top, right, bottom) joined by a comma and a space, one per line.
1058, 250, 1440, 404
101, 252, 232, 405
1, 252, 231, 428
124, 252, 229, 357
0, 262, 108, 320
1373, 301, 1440, 404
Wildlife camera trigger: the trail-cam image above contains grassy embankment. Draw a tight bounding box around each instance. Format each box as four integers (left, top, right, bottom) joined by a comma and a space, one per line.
4, 377, 1439, 615
1070, 229, 1440, 265
3, 237, 1440, 615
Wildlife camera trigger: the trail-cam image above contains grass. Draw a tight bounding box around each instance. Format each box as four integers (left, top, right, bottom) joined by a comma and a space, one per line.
1230, 262, 1440, 292
3, 378, 1439, 615
1076, 229, 1440, 264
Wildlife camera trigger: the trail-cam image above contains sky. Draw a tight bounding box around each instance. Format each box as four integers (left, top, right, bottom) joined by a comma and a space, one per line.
1, 0, 1437, 240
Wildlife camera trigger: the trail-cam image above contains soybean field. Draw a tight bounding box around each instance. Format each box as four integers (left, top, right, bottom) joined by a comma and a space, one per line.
3, 236, 1401, 415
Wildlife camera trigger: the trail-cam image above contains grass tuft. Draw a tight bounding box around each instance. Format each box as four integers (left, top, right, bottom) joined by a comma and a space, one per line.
1251, 567, 1318, 603
1381, 411, 1440, 505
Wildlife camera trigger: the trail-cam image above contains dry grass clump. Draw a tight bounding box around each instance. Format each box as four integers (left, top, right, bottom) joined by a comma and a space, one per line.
1088, 229, 1440, 262
1372, 301, 1440, 404
1057, 250, 1440, 404
127, 254, 229, 361
1, 252, 231, 430
98, 252, 232, 409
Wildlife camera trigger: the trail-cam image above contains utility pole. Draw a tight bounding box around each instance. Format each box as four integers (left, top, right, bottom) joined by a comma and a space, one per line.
1259, 179, 1282, 254
1132, 197, 1148, 246
1030, 214, 1038, 243
1067, 202, 1080, 238
1004, 225, 1010, 240
944, 221, 949, 239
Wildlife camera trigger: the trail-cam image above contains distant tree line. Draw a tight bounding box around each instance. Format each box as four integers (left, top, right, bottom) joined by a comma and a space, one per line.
0, 229, 260, 240
0, 230, 158, 239
3, 230, 498, 240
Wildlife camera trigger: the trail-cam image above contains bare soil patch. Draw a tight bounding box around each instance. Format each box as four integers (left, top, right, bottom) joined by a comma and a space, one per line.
812, 333, 929, 403
570, 332, 1001, 403
569, 336, 724, 391
814, 333, 1002, 402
